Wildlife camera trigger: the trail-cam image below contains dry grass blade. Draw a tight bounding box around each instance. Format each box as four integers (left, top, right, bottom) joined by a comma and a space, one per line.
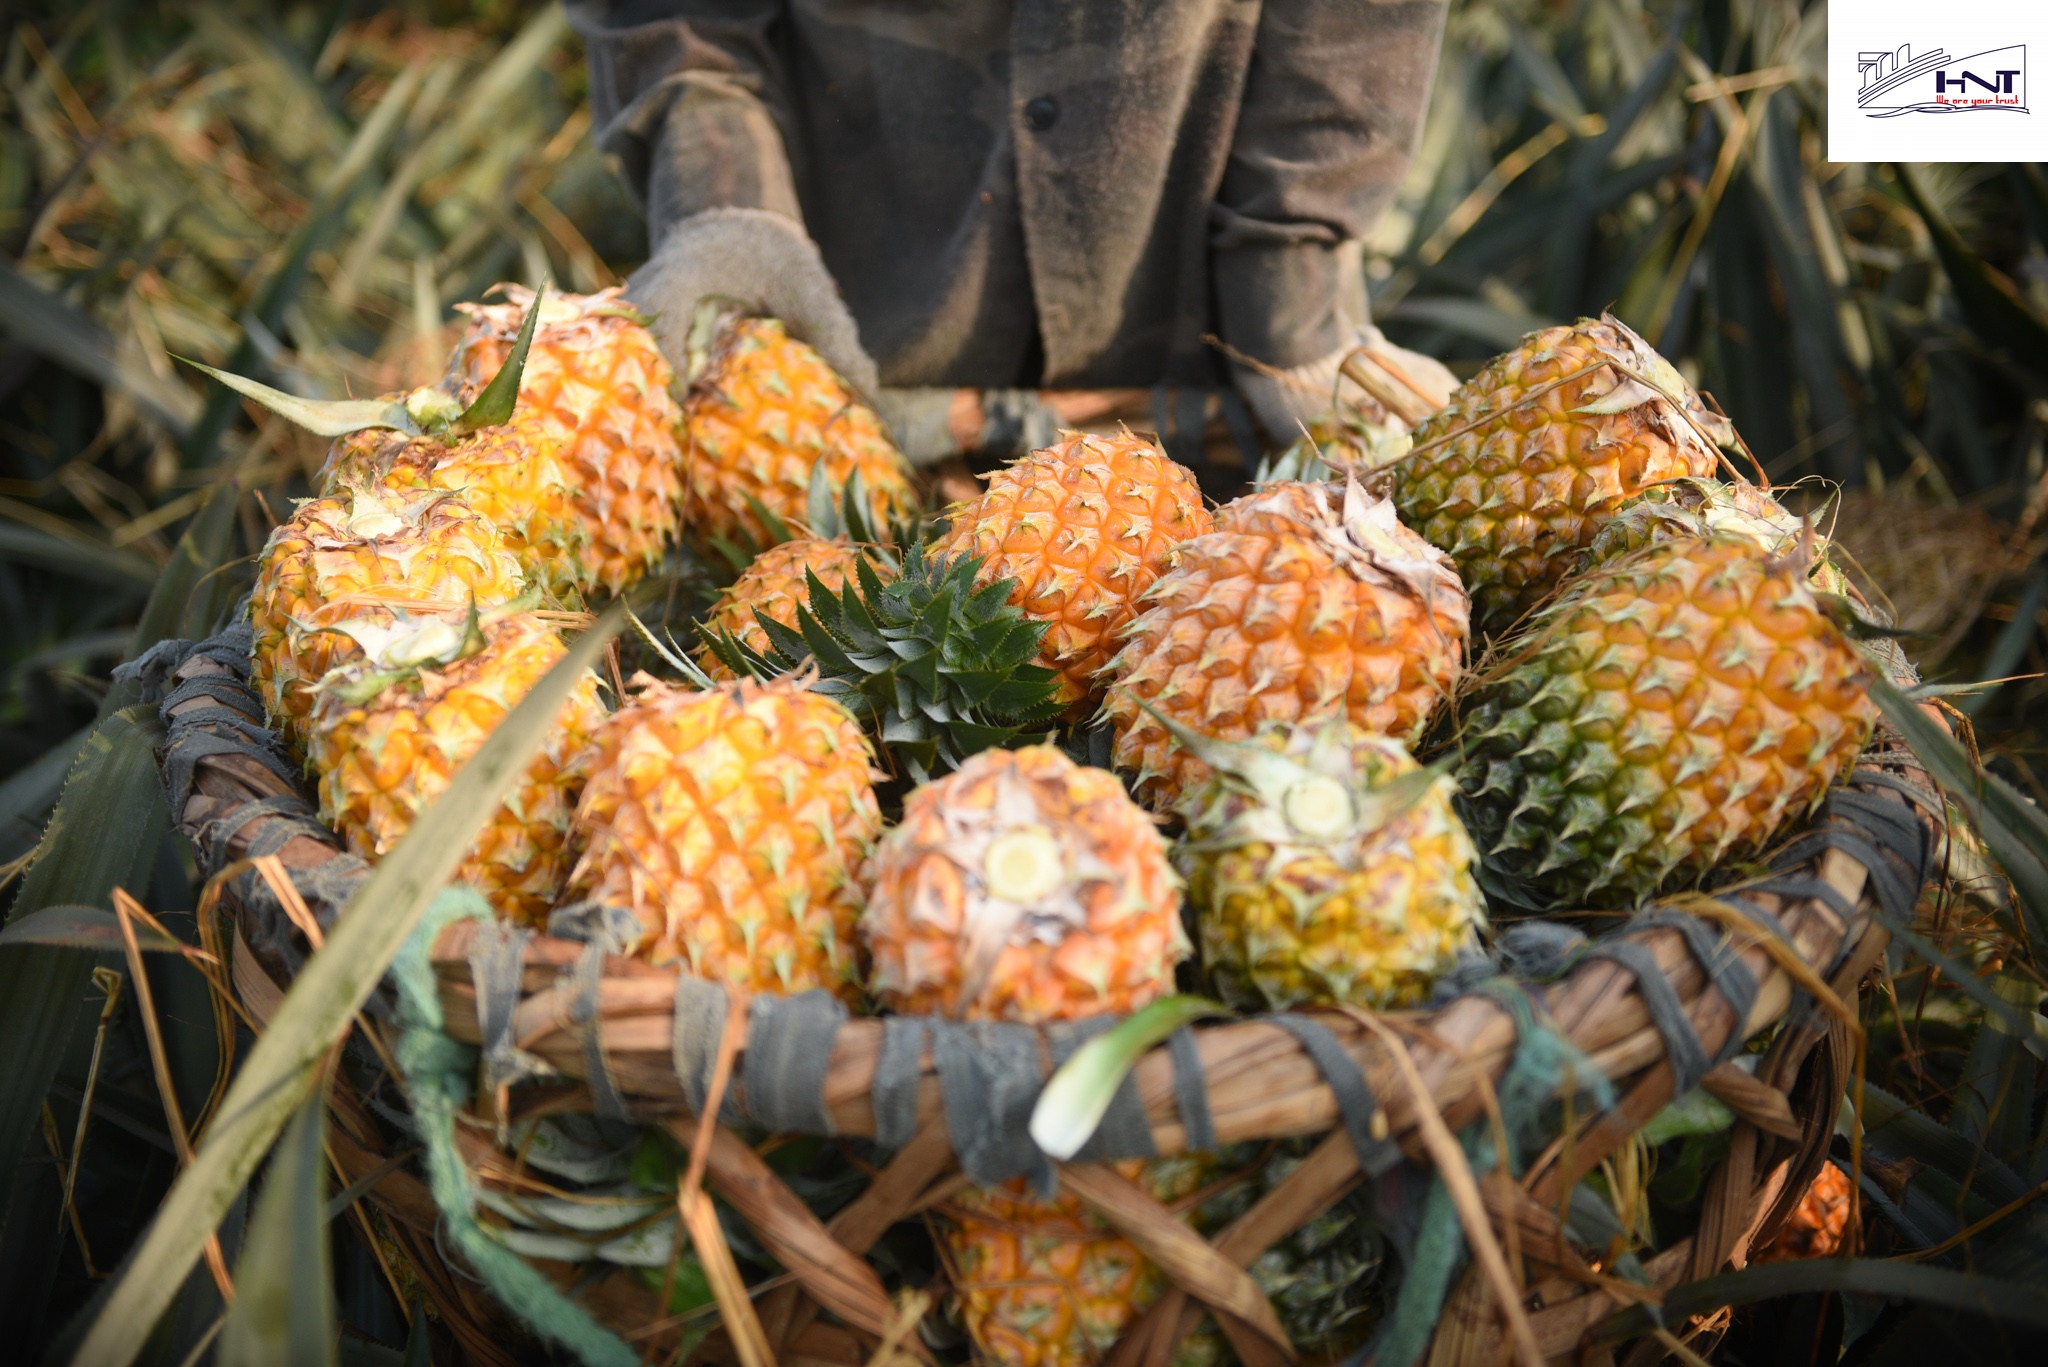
1345, 1011, 1543, 1367
861, 1288, 931, 1367
254, 853, 324, 950
52, 965, 125, 1276
678, 1190, 777, 1367
113, 887, 234, 1302
1059, 1163, 1294, 1367
1697, 1063, 1801, 1141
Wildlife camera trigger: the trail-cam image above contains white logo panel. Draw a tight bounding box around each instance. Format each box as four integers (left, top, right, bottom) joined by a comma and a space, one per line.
1830, 3, 2048, 161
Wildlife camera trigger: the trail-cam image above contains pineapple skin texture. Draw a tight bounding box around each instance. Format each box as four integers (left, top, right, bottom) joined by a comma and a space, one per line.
1458, 535, 1876, 908
564, 676, 882, 999
1104, 482, 1468, 812
694, 536, 877, 681
451, 287, 686, 597
947, 1157, 1212, 1367
307, 614, 606, 927
249, 490, 526, 749
861, 745, 1185, 1025
932, 432, 1214, 709
680, 317, 916, 552
1396, 317, 1723, 632
1182, 728, 1484, 1012
322, 414, 589, 599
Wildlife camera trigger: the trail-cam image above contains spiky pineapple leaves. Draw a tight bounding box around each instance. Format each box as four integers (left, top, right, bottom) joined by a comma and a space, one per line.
701, 547, 1061, 783
174, 275, 545, 439
707, 463, 919, 577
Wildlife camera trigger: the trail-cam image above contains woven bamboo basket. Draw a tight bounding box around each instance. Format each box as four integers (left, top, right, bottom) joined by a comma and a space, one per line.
149, 607, 1946, 1367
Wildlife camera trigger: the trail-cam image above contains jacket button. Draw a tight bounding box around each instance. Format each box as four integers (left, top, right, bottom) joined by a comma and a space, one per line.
1024, 96, 1059, 132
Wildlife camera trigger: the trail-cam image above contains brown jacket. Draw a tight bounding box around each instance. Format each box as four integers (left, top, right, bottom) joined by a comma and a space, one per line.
568, 0, 1447, 390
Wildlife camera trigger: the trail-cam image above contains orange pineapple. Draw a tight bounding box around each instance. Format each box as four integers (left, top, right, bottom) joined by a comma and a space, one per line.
932, 431, 1214, 710
1103, 480, 1469, 812
449, 286, 686, 596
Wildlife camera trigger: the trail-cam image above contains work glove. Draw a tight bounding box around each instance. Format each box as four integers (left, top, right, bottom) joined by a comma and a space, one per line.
1232, 323, 1459, 444
872, 388, 1066, 468
627, 206, 880, 399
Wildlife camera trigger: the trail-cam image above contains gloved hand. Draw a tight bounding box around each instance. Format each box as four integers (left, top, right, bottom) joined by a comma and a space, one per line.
627, 206, 881, 398
1232, 323, 1458, 443
873, 388, 1066, 468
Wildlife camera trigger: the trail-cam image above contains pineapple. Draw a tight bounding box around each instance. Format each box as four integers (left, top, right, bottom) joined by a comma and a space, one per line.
1394, 314, 1732, 634
679, 308, 917, 555
861, 745, 1184, 1022
563, 675, 882, 998
306, 609, 607, 926
249, 485, 526, 748
1754, 1162, 1853, 1262
190, 283, 591, 599
694, 536, 882, 681
932, 431, 1214, 710
943, 1158, 1215, 1367
1103, 480, 1469, 813
323, 409, 587, 600
1456, 533, 1877, 910
862, 746, 1187, 1367
448, 285, 687, 597
1189, 1142, 1390, 1362
1168, 716, 1484, 1011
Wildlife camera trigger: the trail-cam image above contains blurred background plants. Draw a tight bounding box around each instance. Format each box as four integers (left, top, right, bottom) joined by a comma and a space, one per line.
0, 0, 2042, 1363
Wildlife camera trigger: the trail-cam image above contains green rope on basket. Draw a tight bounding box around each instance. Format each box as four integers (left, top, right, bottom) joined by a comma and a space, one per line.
1375, 981, 1618, 1367
391, 888, 640, 1367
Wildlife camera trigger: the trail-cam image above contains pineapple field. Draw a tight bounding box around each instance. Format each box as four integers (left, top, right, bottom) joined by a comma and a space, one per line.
2, 3, 2046, 1367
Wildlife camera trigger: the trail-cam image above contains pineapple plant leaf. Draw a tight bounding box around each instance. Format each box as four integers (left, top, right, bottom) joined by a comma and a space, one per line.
1030, 995, 1230, 1161
174, 276, 544, 439
700, 547, 1062, 783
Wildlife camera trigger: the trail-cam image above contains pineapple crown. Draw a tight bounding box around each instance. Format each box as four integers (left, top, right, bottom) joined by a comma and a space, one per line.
1239, 478, 1471, 636
176, 278, 547, 439
307, 592, 560, 706
457, 282, 653, 335
1254, 417, 1411, 485
709, 463, 920, 576
917, 753, 1151, 1014
1585, 476, 1827, 569
309, 601, 492, 706
1146, 705, 1446, 853
699, 545, 1062, 784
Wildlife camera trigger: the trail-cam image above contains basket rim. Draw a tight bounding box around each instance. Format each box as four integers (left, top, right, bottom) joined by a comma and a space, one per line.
161, 629, 1942, 1166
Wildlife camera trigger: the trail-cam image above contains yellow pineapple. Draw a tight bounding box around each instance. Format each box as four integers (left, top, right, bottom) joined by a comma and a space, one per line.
693, 536, 884, 681
1170, 716, 1483, 1010
1457, 533, 1877, 909
321, 408, 587, 600
449, 285, 686, 596
862, 745, 1187, 1367
1103, 480, 1469, 813
932, 431, 1214, 711
678, 310, 917, 554
1395, 314, 1731, 633
248, 486, 526, 749
306, 609, 607, 926
563, 675, 882, 998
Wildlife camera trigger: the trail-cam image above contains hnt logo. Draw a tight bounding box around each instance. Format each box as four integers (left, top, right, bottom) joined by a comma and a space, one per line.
1857, 44, 2028, 116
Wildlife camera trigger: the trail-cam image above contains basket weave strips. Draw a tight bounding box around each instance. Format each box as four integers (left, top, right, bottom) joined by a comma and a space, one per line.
146, 625, 1944, 1367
